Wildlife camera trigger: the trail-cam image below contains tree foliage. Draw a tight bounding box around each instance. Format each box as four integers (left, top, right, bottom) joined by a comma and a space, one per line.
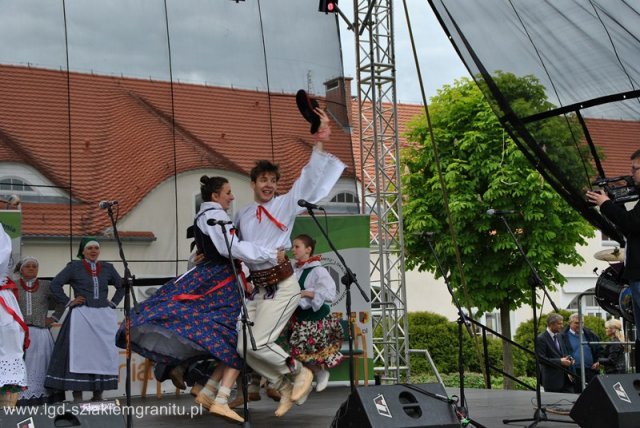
407, 312, 503, 375
401, 73, 595, 315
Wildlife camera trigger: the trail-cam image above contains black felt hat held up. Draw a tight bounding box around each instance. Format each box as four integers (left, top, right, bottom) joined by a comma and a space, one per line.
296, 89, 321, 134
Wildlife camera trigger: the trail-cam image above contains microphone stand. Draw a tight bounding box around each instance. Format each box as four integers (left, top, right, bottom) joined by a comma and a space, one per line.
497, 215, 574, 428
104, 204, 139, 428
425, 234, 486, 428
217, 221, 256, 428
304, 207, 369, 393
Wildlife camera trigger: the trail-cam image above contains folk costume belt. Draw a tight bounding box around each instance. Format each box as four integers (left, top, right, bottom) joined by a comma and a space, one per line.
251, 259, 293, 288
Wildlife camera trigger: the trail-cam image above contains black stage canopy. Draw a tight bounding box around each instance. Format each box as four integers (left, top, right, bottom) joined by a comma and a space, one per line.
430, 0, 640, 243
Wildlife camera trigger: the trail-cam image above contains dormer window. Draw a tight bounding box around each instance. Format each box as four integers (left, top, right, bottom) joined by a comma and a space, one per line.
0, 177, 34, 192
330, 192, 358, 204
328, 191, 359, 214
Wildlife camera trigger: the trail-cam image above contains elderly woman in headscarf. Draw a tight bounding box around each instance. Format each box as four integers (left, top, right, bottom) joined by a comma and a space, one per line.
45, 237, 123, 402
14, 256, 64, 405
0, 223, 28, 408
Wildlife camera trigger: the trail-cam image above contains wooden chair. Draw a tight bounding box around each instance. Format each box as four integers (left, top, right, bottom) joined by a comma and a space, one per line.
339, 319, 369, 386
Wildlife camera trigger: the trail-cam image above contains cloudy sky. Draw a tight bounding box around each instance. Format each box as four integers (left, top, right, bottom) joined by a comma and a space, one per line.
0, 0, 468, 105
338, 0, 469, 104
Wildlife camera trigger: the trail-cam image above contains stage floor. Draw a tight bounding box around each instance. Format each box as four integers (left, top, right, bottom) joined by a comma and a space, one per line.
119, 386, 578, 427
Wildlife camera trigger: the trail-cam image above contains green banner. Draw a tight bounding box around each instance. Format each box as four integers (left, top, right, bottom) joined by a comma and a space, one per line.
292, 214, 370, 252
292, 214, 374, 384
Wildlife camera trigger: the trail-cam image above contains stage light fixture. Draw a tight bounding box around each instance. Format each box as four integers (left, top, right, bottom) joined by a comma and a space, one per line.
318, 0, 338, 14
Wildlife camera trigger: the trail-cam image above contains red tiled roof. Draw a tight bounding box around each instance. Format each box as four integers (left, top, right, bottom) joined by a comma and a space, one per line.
584, 118, 640, 177
0, 65, 355, 237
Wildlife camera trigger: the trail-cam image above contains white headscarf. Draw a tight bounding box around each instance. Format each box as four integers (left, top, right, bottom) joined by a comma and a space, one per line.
0, 223, 12, 286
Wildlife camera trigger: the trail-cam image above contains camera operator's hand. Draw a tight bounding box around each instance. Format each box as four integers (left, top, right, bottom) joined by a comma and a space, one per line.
586, 190, 610, 207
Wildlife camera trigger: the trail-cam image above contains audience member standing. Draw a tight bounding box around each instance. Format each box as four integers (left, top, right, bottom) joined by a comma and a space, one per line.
599, 318, 626, 374
562, 313, 601, 392
535, 313, 574, 393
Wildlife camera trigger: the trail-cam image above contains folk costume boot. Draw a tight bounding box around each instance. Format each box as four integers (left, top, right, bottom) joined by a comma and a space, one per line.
274, 382, 294, 417
315, 367, 330, 392
0, 392, 19, 408
209, 386, 244, 423
636, 340, 640, 373
228, 377, 261, 408
290, 365, 313, 403
169, 364, 186, 390
72, 391, 83, 402
266, 384, 281, 402
195, 378, 219, 409
90, 390, 103, 402
190, 383, 203, 398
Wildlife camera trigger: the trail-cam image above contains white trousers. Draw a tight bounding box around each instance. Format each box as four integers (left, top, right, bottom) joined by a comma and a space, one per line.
237, 275, 300, 387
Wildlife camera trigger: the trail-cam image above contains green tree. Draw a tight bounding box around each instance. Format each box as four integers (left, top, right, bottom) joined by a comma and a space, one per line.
401, 73, 595, 388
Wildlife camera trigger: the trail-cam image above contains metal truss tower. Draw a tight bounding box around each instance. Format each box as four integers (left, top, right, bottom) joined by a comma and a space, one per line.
354, 0, 409, 382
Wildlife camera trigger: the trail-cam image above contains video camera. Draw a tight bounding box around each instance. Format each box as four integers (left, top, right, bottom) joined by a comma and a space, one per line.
592, 175, 639, 204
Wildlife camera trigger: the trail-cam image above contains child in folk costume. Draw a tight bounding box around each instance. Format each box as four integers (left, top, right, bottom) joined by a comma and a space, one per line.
45, 237, 123, 402
288, 234, 343, 393
14, 256, 64, 405
0, 224, 28, 408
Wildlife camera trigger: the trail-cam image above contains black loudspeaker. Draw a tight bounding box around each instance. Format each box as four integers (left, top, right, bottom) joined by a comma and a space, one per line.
570, 374, 640, 428
1, 403, 126, 428
331, 383, 460, 428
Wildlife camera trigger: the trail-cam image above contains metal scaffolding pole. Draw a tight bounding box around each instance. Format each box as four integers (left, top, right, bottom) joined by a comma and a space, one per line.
354, 0, 409, 383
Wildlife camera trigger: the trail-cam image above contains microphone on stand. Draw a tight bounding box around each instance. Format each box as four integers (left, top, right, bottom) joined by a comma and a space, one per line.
99, 200, 118, 209
207, 219, 234, 226
297, 199, 324, 210
486, 208, 517, 216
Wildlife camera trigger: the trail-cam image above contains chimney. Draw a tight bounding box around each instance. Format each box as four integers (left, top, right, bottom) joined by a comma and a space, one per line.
323, 76, 353, 130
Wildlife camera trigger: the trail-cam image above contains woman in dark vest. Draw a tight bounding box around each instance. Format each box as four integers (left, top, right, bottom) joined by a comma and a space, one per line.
45, 237, 123, 402
14, 256, 64, 405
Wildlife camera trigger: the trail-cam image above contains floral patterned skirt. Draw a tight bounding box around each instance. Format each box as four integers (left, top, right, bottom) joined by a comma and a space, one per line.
288, 314, 344, 368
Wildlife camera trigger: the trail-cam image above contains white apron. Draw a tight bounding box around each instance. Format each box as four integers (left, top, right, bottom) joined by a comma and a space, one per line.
69, 306, 118, 375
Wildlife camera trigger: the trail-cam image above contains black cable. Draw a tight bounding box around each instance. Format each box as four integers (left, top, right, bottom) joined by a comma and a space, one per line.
62, 0, 73, 261
162, 0, 181, 276
256, 0, 276, 161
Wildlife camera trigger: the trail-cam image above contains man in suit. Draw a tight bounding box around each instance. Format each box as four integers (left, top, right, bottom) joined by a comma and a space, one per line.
535, 313, 575, 393
587, 147, 640, 373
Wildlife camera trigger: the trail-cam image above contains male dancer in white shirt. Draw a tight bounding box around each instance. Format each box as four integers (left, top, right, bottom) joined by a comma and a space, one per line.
235, 109, 345, 416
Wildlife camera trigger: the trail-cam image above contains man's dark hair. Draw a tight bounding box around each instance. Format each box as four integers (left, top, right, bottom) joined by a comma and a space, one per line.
250, 160, 280, 182
631, 149, 640, 161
